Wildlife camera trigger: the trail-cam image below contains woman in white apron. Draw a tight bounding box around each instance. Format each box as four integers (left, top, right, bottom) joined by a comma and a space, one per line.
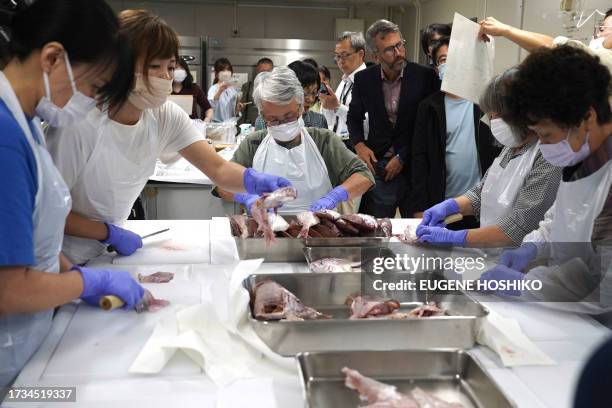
214, 66, 374, 214
0, 0, 146, 388
480, 46, 612, 310
46, 10, 290, 265
416, 71, 563, 247
207, 58, 239, 123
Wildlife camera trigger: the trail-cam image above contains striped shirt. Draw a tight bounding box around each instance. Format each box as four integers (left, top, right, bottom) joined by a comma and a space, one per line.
464, 139, 563, 244
254, 110, 328, 131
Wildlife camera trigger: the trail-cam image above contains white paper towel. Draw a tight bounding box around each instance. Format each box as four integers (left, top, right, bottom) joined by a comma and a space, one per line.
210, 217, 239, 265
477, 309, 556, 367
130, 259, 293, 385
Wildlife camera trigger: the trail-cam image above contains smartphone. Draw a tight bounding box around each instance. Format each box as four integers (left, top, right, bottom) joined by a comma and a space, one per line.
319, 82, 329, 95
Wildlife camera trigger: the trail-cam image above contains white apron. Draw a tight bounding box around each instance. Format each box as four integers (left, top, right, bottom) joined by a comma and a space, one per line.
0, 72, 72, 387
252, 128, 332, 213
62, 110, 158, 264
480, 142, 540, 226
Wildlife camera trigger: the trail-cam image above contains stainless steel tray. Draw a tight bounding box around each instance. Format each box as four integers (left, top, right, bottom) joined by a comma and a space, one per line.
234, 237, 390, 262
244, 273, 488, 356
297, 349, 515, 408
303, 246, 395, 272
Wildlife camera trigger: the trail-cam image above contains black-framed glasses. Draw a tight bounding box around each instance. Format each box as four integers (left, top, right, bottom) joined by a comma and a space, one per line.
333, 51, 358, 61
263, 114, 300, 127
379, 40, 406, 57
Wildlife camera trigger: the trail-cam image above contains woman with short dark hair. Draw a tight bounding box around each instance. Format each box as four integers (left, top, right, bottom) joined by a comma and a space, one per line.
172, 57, 212, 121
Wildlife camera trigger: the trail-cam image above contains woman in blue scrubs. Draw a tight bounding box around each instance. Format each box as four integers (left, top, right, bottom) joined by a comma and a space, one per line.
0, 0, 145, 388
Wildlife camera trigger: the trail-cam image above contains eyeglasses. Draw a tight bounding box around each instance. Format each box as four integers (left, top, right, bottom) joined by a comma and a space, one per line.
379, 40, 406, 57
303, 92, 319, 100
263, 113, 300, 127
333, 51, 358, 61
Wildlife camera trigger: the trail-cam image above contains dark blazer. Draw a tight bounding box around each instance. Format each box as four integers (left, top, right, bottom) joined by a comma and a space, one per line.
346, 62, 439, 166
411, 90, 501, 212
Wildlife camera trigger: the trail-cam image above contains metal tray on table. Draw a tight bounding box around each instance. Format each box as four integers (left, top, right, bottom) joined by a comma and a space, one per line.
297, 349, 515, 408
244, 272, 488, 356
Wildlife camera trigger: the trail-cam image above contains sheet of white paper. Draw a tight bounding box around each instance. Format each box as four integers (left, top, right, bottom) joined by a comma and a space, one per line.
442, 13, 495, 104
477, 309, 556, 367
113, 221, 210, 265
210, 217, 239, 265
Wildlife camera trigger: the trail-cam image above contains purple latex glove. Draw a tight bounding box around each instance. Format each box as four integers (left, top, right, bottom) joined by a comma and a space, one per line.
416, 225, 467, 246
499, 243, 538, 272
100, 223, 143, 256
243, 167, 292, 195
73, 265, 144, 309
479, 264, 524, 296
420, 199, 460, 228
234, 192, 260, 214
309, 186, 349, 212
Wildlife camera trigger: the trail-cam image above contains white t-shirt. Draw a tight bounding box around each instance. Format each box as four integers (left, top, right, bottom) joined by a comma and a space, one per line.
47, 101, 203, 190
46, 101, 204, 263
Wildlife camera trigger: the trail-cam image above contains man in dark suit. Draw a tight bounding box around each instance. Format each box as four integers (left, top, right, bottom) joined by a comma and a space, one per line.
347, 19, 439, 218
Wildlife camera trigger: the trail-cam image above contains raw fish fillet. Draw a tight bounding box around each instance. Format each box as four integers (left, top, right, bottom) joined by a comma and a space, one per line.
251, 187, 297, 244
135, 289, 170, 313
315, 209, 341, 222
297, 211, 320, 238
343, 368, 464, 408
342, 214, 378, 231
138, 271, 174, 283
252, 280, 330, 321
309, 258, 361, 273
347, 296, 401, 319
229, 214, 249, 238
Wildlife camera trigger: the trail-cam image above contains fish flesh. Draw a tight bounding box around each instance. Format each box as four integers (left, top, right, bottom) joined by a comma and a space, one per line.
335, 218, 360, 235
320, 218, 343, 237
309, 258, 361, 273
229, 214, 249, 239
342, 367, 418, 408
135, 289, 170, 313
343, 367, 464, 408
407, 302, 446, 318
252, 280, 331, 321
342, 214, 378, 231
268, 213, 290, 232
251, 187, 298, 244
138, 271, 174, 283
396, 224, 418, 244
347, 296, 401, 319
377, 218, 393, 238
297, 211, 320, 238
315, 209, 341, 222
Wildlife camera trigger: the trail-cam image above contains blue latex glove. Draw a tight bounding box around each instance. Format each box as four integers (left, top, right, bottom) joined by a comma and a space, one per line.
243, 167, 292, 195
309, 186, 349, 212
416, 225, 467, 246
499, 243, 538, 272
479, 264, 524, 296
234, 192, 260, 214
73, 265, 144, 309
420, 199, 460, 227
100, 223, 143, 256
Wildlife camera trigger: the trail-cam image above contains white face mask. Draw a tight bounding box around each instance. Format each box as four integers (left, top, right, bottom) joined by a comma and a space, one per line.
218, 70, 232, 82
173, 69, 187, 83
490, 118, 522, 147
539, 128, 590, 167
437, 63, 446, 81
589, 36, 605, 50
268, 117, 304, 143
128, 73, 172, 110
35, 52, 96, 127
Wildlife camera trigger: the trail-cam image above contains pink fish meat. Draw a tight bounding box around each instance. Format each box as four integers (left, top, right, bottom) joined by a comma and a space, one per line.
309, 258, 361, 273
135, 289, 170, 313
252, 280, 330, 321
297, 211, 320, 238
342, 214, 378, 231
251, 187, 298, 245
343, 367, 464, 408
138, 271, 174, 283
347, 296, 401, 319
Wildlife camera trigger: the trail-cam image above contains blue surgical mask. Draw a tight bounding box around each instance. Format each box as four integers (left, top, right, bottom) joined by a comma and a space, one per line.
539, 128, 590, 167
437, 63, 446, 81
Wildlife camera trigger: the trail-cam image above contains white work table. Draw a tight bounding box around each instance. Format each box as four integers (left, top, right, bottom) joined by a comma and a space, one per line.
8, 220, 611, 408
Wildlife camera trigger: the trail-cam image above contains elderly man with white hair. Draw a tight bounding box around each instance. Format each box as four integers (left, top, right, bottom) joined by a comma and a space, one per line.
215, 66, 374, 213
